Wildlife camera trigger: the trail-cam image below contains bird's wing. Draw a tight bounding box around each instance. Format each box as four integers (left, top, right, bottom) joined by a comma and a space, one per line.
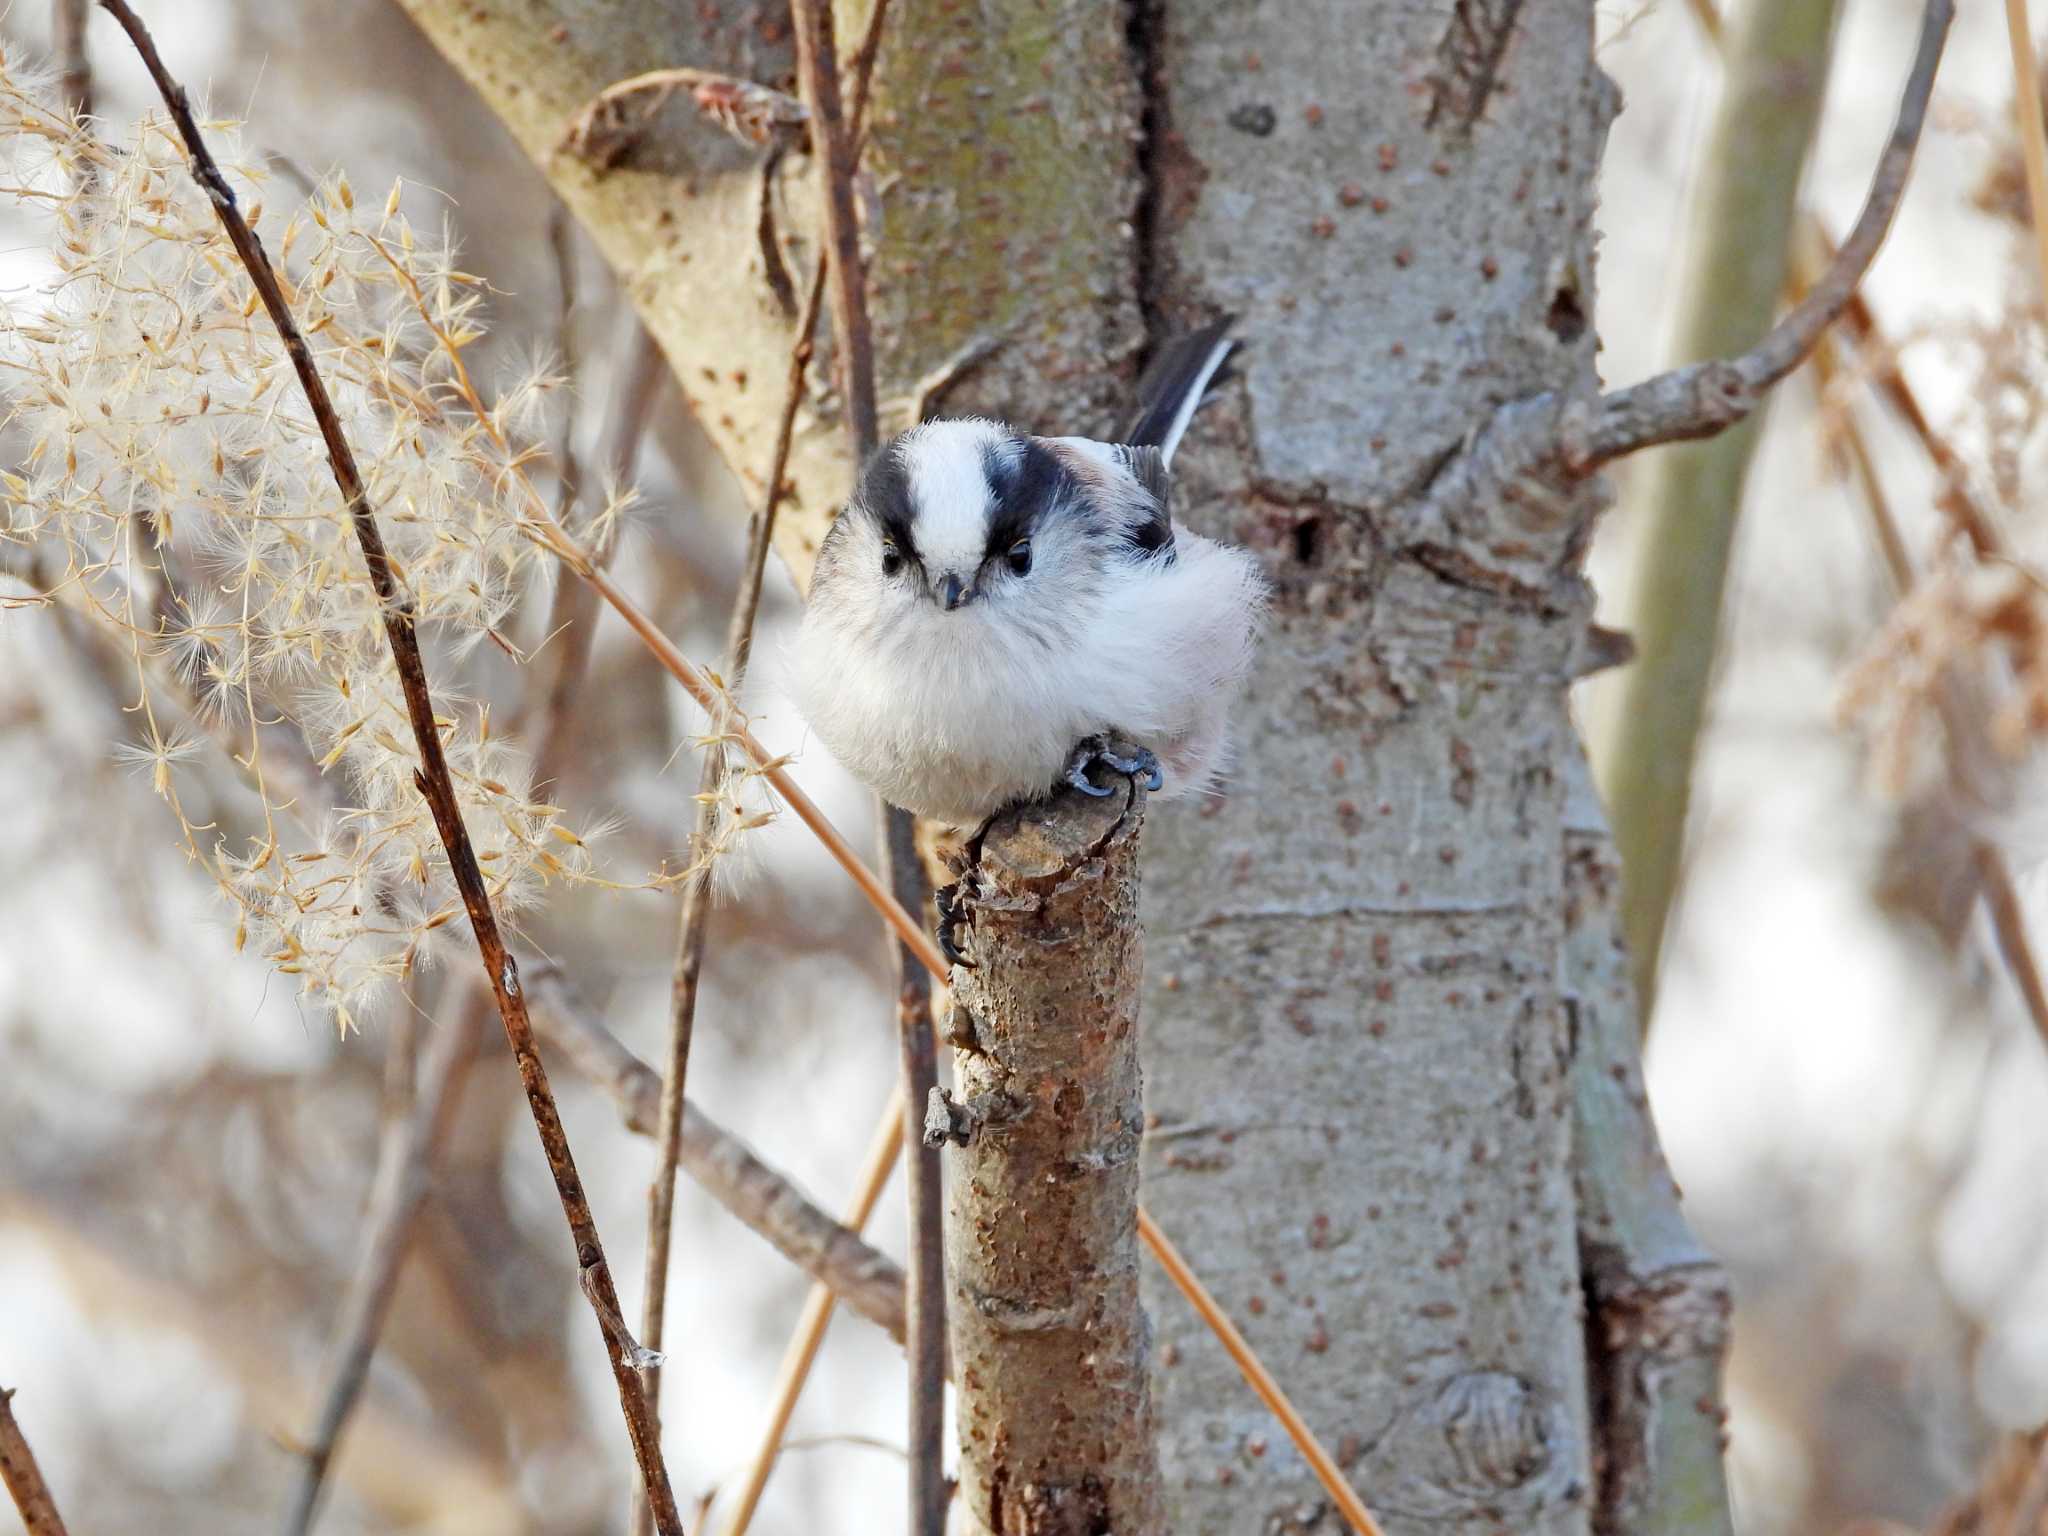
1115, 444, 1175, 558
1121, 316, 1238, 465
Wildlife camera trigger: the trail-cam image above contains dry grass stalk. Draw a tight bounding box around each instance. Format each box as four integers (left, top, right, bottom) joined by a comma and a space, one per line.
717, 1089, 906, 1536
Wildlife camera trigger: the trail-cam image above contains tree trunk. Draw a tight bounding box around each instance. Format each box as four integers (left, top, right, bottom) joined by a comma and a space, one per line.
395, 4, 1739, 1533
940, 778, 1160, 1536
1130, 5, 1719, 1534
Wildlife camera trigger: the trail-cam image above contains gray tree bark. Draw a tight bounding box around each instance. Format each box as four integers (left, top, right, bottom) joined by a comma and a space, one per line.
1130, 6, 1720, 1534
939, 778, 1160, 1536
392, 3, 1737, 1534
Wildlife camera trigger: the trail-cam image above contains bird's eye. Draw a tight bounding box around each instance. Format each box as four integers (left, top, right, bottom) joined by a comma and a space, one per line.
881, 542, 904, 578
1006, 538, 1032, 576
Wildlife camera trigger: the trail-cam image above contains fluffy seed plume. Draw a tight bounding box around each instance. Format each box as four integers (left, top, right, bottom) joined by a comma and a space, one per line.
0, 62, 734, 1028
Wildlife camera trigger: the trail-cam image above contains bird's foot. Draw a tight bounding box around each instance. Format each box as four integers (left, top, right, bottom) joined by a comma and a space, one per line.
934, 879, 975, 970
1064, 735, 1165, 798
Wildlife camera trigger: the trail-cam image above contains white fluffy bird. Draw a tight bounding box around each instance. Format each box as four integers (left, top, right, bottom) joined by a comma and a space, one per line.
791, 321, 1268, 828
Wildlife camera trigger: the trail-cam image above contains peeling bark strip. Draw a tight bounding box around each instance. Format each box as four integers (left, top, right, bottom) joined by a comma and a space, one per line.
944, 778, 1162, 1536
1426, 0, 1526, 131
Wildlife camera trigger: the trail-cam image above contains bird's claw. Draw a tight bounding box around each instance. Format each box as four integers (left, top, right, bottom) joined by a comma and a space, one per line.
935, 880, 975, 970
1064, 736, 1164, 798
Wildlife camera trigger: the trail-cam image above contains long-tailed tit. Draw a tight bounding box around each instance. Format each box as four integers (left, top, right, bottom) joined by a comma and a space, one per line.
791, 320, 1267, 828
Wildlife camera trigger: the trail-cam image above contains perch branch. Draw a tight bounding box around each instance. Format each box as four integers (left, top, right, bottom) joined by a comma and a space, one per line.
0, 1389, 69, 1536
98, 4, 684, 1528
1578, 0, 1952, 467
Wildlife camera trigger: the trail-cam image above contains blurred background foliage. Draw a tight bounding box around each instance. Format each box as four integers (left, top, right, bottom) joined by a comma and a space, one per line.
6, 0, 2048, 1532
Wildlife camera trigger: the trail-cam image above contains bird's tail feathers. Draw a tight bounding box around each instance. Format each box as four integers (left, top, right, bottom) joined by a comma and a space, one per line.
1122, 316, 1238, 465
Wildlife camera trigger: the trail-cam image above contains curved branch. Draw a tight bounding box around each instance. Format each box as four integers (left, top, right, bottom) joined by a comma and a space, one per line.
1578, 0, 1952, 468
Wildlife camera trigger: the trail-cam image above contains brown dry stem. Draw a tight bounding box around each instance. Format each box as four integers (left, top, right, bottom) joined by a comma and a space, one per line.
0, 1389, 70, 1536
97, 2, 683, 1527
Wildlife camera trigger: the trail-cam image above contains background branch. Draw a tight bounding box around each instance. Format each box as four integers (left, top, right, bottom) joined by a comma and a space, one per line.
1595, 0, 1846, 1020
629, 254, 824, 1536
528, 966, 912, 1346
1580, 0, 1952, 468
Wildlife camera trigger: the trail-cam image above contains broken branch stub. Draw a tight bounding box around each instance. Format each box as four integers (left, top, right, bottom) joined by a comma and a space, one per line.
942, 774, 1163, 1536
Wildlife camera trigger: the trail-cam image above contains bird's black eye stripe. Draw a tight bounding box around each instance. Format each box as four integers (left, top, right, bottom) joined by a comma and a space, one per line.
980, 436, 1068, 562
853, 441, 920, 576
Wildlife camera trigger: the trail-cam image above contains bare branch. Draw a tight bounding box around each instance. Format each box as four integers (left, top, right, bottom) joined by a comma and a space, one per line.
1578, 0, 1952, 468
783, 3, 944, 1528
630, 255, 826, 1536
96, 4, 684, 1527
527, 965, 911, 1345
0, 1389, 70, 1536
2003, 0, 2048, 308
941, 779, 1162, 1535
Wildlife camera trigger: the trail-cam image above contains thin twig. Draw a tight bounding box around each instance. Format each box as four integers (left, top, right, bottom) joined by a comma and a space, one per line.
281, 990, 485, 1536
529, 320, 666, 791
0, 1389, 69, 1536
719, 1089, 905, 1536
790, 0, 877, 462
1580, 0, 1952, 466
53, 0, 91, 120
1136, 1211, 1385, 1536
629, 253, 827, 1536
1682, 0, 1723, 46
97, 4, 684, 1528
2004, 0, 2048, 306
878, 803, 946, 1536
786, 3, 946, 1529
1834, 266, 2004, 557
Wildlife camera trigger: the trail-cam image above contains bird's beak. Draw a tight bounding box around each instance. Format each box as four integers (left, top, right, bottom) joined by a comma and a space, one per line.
939, 574, 975, 611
